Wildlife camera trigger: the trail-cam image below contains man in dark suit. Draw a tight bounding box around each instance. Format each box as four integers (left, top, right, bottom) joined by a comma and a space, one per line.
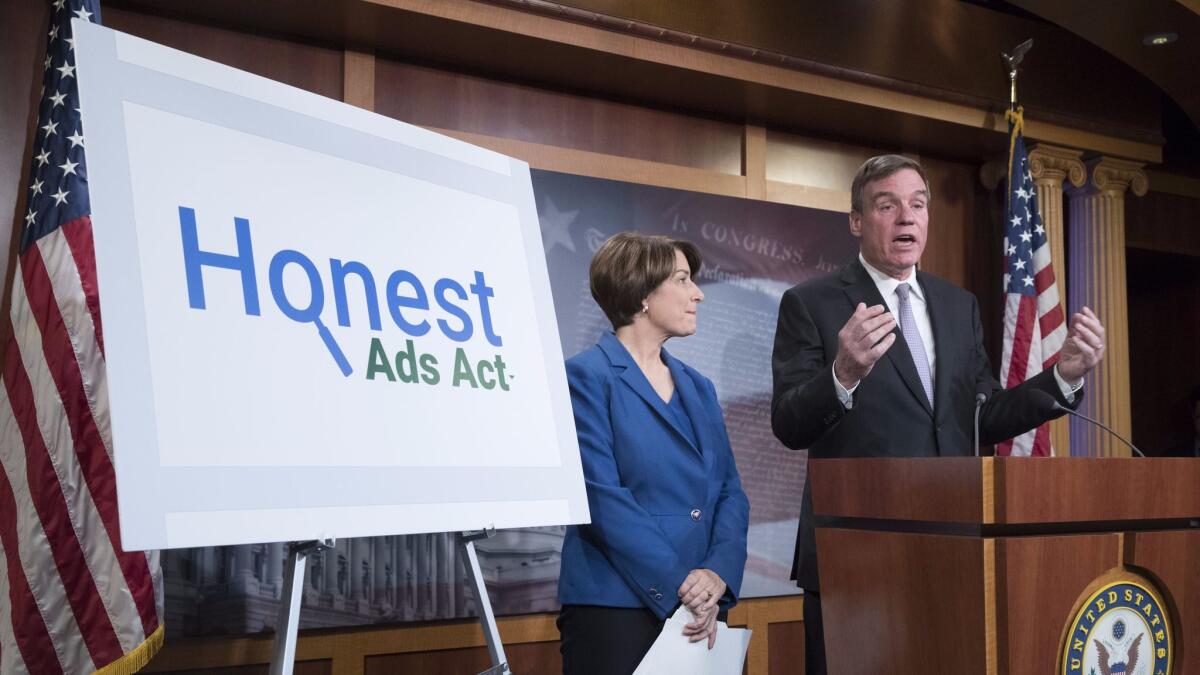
770, 154, 1107, 674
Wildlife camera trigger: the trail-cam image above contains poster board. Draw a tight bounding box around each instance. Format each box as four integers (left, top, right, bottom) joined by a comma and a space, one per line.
73, 20, 588, 551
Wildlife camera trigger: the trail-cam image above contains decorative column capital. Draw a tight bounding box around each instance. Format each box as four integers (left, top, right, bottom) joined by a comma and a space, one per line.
1077, 156, 1149, 198
1029, 144, 1086, 189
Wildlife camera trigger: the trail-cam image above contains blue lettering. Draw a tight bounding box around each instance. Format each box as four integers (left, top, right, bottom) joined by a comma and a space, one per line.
330, 259, 382, 330
470, 271, 502, 347
179, 206, 260, 315
178, 206, 503, 372
386, 270, 431, 336
269, 249, 352, 376
434, 278, 473, 342
269, 250, 324, 323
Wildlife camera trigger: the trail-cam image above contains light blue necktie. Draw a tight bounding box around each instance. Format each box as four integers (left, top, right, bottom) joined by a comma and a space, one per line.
896, 283, 934, 406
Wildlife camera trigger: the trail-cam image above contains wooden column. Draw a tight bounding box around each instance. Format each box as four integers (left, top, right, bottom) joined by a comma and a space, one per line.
1028, 144, 1085, 457
1066, 157, 1148, 457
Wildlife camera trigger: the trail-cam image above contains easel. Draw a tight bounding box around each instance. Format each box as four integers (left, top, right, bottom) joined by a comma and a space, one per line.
267, 529, 512, 675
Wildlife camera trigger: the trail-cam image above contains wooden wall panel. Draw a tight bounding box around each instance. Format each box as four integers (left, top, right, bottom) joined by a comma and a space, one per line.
919, 154, 983, 291
102, 7, 344, 101
161, 660, 331, 675
372, 58, 744, 175
1125, 185, 1200, 455
1127, 248, 1200, 454
545, 0, 1161, 139
1126, 189, 1200, 257
767, 620, 804, 675
764, 131, 870, 195
364, 640, 559, 675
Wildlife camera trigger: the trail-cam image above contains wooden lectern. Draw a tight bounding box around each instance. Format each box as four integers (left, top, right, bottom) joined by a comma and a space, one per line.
809, 457, 1200, 673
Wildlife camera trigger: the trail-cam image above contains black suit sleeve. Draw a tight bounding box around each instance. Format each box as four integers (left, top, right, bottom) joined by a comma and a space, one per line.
771, 288, 847, 450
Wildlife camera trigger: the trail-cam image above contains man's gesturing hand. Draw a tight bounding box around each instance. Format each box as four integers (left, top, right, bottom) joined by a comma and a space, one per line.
1056, 306, 1106, 384
833, 303, 896, 390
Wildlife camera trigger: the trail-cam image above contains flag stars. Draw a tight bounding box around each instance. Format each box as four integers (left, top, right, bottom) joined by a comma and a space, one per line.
1016, 187, 1030, 201
1022, 275, 1034, 287
66, 131, 85, 148
49, 24, 59, 41
30, 178, 44, 197
41, 119, 59, 137
65, 35, 76, 51
25, 209, 37, 228
1019, 230, 1033, 243
1007, 243, 1017, 256
53, 0, 67, 10
49, 90, 67, 108
44, 55, 53, 71
56, 61, 76, 79
35, 149, 52, 167
1014, 259, 1027, 271
51, 187, 69, 206
1010, 215, 1023, 228
74, 6, 93, 22
1034, 224, 1044, 236
59, 157, 79, 176
1003, 272, 1012, 288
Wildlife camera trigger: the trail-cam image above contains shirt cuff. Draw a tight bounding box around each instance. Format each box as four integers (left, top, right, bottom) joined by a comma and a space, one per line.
1052, 364, 1083, 403
832, 363, 859, 409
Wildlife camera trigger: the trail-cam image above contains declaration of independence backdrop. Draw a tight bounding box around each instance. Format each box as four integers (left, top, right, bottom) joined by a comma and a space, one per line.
160, 168, 857, 637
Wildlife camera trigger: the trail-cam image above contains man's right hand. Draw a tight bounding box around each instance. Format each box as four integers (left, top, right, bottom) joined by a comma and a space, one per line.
833, 303, 896, 389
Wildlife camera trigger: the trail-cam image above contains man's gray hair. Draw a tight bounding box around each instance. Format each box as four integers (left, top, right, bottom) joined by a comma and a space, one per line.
850, 154, 931, 213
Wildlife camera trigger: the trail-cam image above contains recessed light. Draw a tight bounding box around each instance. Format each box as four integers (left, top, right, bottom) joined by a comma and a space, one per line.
1143, 32, 1177, 46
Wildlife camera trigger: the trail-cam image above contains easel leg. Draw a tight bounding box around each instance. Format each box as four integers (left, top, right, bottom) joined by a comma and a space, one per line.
269, 539, 334, 675
458, 530, 512, 675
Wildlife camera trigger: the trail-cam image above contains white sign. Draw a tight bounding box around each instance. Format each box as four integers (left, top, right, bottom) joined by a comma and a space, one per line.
73, 21, 588, 550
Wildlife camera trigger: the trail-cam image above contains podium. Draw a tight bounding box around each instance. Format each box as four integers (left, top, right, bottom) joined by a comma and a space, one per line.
809, 457, 1200, 673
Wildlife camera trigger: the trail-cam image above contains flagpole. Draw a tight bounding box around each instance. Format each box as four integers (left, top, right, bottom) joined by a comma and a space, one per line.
1001, 39, 1033, 114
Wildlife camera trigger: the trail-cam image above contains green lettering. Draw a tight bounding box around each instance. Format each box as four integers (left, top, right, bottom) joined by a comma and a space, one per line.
494, 354, 510, 391
420, 353, 440, 385
394, 339, 420, 384
452, 348, 478, 388
366, 338, 395, 381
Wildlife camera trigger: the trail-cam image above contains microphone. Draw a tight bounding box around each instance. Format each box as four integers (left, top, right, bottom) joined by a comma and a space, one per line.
973, 387, 988, 458
1029, 391, 1146, 458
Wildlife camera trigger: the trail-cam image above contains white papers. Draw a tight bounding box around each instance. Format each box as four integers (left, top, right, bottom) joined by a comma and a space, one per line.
633, 607, 752, 675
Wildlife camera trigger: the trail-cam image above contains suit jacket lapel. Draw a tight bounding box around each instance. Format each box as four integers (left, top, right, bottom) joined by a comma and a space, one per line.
840, 260, 933, 417
598, 333, 702, 456
665, 351, 709, 461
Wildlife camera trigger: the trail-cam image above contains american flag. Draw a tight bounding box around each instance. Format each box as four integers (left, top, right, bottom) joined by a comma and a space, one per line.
996, 108, 1066, 457
1, 2, 164, 673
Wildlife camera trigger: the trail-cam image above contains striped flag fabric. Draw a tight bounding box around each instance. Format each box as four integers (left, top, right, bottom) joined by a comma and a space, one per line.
1, 1, 164, 673
996, 107, 1067, 457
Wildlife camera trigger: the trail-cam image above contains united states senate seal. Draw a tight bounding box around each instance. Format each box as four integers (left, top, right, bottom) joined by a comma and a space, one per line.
1061, 577, 1172, 675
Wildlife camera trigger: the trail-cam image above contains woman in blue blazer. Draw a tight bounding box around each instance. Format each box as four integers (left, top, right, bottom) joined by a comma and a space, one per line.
557, 232, 750, 675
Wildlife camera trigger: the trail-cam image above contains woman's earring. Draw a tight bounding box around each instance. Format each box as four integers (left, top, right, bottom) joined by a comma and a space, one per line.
641, 304, 649, 314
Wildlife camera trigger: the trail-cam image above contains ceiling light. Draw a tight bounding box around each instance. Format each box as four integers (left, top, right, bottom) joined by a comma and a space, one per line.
1143, 32, 1178, 46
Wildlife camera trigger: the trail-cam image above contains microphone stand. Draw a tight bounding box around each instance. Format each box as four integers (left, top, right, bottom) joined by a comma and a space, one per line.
1052, 402, 1146, 458
973, 393, 987, 457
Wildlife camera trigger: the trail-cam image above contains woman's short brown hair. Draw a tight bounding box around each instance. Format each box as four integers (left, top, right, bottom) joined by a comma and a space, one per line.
589, 232, 702, 329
